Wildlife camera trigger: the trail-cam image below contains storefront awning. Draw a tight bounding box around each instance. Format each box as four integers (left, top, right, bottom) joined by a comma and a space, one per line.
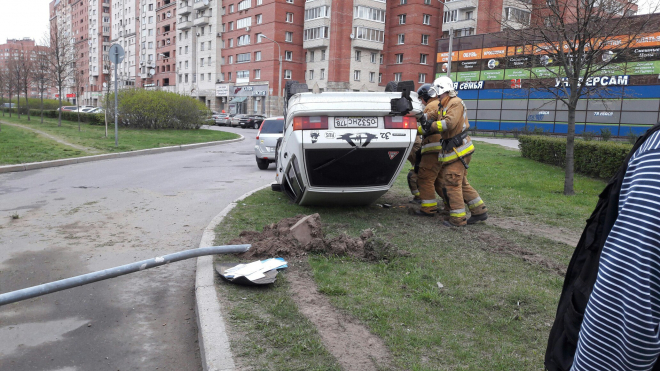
229, 96, 247, 103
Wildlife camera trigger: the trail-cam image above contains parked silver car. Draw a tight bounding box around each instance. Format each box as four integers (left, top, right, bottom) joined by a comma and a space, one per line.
254, 117, 284, 170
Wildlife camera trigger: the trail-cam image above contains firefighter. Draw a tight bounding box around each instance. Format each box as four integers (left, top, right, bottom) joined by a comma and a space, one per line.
406, 134, 423, 203
426, 76, 488, 226
411, 83, 445, 216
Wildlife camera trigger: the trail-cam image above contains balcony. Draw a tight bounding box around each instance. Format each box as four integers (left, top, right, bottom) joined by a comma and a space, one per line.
193, 16, 209, 27
179, 20, 192, 30
193, 0, 208, 11
179, 4, 192, 15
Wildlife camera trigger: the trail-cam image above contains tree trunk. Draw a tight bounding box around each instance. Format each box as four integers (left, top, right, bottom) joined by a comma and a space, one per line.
57, 86, 62, 127
77, 89, 81, 132
25, 89, 30, 121
40, 93, 44, 124
16, 92, 20, 119
8, 92, 12, 118
564, 106, 576, 196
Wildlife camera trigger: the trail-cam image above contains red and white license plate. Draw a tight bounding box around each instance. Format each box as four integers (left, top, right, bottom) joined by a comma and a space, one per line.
333, 117, 378, 128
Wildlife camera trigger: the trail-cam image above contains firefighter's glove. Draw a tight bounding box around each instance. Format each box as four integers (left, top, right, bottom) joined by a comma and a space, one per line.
417, 114, 433, 135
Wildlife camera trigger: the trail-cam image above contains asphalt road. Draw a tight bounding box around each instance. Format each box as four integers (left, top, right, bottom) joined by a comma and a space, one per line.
0, 125, 272, 371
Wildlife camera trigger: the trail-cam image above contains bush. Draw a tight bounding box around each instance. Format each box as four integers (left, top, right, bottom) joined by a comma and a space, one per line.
104, 89, 207, 129
582, 131, 596, 141
519, 135, 632, 179
0, 97, 64, 110
600, 128, 612, 142
3, 108, 105, 125
626, 129, 639, 145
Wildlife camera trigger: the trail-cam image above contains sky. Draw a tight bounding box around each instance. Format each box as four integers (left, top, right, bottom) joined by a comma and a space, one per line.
0, 0, 658, 46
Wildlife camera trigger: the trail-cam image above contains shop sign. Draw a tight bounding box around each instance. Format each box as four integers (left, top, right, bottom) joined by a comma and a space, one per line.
555, 75, 630, 87
232, 84, 268, 97
454, 81, 484, 90
215, 84, 230, 97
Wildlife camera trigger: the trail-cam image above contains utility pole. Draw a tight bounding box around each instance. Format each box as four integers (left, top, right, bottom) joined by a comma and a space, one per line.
108, 44, 124, 147
439, 0, 454, 77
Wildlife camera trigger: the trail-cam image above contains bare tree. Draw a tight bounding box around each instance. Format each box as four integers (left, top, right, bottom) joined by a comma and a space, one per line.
8, 54, 25, 120
19, 45, 34, 121
499, 0, 656, 194
0, 68, 7, 119
4, 57, 18, 118
34, 37, 52, 124
46, 22, 76, 127
73, 69, 83, 131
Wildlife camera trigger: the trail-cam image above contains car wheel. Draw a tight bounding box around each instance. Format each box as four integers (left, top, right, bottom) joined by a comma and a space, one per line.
254, 122, 260, 129
256, 158, 269, 170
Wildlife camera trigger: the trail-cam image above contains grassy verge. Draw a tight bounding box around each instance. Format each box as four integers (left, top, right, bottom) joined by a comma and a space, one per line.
0, 124, 90, 164
0, 115, 239, 165
213, 143, 606, 370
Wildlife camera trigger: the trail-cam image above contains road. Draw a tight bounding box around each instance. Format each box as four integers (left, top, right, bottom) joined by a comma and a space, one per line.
0, 125, 272, 371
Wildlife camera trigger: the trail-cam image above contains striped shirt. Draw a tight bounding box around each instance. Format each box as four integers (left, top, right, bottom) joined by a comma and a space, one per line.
572, 131, 660, 371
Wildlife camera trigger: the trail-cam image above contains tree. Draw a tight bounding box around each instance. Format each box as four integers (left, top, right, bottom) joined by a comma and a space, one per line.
8, 53, 24, 120
46, 22, 76, 127
73, 68, 83, 131
0, 68, 7, 119
19, 45, 34, 121
500, 0, 656, 195
34, 36, 52, 124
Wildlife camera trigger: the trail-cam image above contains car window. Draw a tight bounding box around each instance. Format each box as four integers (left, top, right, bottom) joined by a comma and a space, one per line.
260, 119, 284, 134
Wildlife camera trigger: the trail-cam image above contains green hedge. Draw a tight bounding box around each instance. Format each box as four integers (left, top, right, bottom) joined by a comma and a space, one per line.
2, 108, 105, 125
0, 98, 63, 110
519, 135, 633, 179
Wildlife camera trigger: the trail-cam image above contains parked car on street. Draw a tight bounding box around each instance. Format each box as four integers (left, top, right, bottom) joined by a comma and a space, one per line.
240, 115, 266, 129
255, 117, 285, 170
230, 114, 247, 127
214, 113, 232, 126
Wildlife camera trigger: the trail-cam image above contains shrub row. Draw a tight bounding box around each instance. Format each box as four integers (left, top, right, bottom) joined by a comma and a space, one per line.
519, 135, 633, 179
0, 98, 64, 110
2, 108, 105, 125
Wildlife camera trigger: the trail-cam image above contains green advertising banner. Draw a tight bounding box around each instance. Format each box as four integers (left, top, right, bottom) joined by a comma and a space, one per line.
531, 66, 559, 78
593, 63, 626, 76
456, 71, 481, 82
504, 69, 531, 80
626, 61, 660, 75
436, 72, 458, 81
481, 69, 505, 80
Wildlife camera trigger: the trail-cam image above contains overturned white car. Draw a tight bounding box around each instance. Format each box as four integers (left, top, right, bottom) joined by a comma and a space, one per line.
273, 81, 424, 206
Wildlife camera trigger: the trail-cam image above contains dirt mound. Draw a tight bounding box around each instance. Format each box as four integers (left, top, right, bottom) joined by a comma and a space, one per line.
229, 214, 407, 261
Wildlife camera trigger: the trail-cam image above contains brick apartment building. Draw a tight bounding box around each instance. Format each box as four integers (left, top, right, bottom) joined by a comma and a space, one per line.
46, 0, 541, 113
0, 38, 58, 100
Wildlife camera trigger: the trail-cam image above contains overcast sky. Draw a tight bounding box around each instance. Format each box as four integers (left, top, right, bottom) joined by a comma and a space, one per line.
0, 0, 658, 46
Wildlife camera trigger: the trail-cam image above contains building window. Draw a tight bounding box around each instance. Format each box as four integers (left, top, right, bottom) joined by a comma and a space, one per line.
229, 55, 233, 64
237, 35, 251, 46
254, 69, 261, 79
465, 10, 473, 20
419, 73, 426, 83
200, 42, 205, 51
397, 34, 405, 44
309, 70, 314, 79
443, 10, 457, 22
229, 22, 234, 31
394, 72, 402, 82
321, 49, 326, 60
229, 38, 234, 47
380, 54, 384, 64
370, 52, 377, 63
257, 0, 262, 4
285, 50, 293, 60
505, 7, 531, 25
201, 73, 204, 81
228, 72, 232, 80
355, 50, 361, 61
378, 73, 382, 83
221, 7, 225, 15
285, 32, 293, 42
284, 70, 292, 79
395, 54, 403, 64
369, 72, 375, 82
352, 26, 384, 43
423, 14, 431, 25
398, 14, 406, 24
200, 58, 205, 67
309, 51, 315, 61
238, 0, 252, 11
425, 0, 431, 4
286, 12, 293, 22
286, 0, 293, 3
237, 52, 251, 63
220, 72, 225, 81
303, 27, 329, 41
353, 6, 385, 22
237, 17, 252, 29
256, 14, 262, 24
305, 6, 330, 20
255, 51, 261, 61
420, 54, 427, 64
354, 70, 360, 81
421, 34, 429, 45
185, 73, 189, 82
229, 4, 234, 12
400, 0, 407, 4
237, 70, 249, 79
320, 69, 325, 79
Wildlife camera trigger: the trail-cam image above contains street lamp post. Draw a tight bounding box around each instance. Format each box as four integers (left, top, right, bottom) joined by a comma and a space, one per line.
258, 34, 282, 111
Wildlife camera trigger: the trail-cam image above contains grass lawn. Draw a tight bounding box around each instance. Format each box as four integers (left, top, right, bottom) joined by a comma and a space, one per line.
213, 142, 607, 370
0, 123, 90, 164
0, 114, 239, 165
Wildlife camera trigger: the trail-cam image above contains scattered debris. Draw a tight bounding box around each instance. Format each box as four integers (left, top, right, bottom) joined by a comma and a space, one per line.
437, 282, 444, 289
216, 258, 288, 285
228, 214, 409, 261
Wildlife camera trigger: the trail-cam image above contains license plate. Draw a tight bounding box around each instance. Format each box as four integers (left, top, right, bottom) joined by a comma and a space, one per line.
334, 117, 379, 128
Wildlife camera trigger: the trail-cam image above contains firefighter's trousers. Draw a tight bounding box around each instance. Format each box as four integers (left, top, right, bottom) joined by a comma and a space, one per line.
417, 152, 444, 213
441, 155, 487, 226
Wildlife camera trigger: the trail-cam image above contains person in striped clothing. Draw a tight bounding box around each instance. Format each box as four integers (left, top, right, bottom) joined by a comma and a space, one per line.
572, 130, 660, 370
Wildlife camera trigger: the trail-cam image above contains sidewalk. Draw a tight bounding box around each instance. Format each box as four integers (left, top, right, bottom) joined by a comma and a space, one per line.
471, 137, 519, 150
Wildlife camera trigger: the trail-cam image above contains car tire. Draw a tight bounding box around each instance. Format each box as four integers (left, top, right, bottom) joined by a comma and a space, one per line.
254, 122, 260, 129
256, 158, 269, 170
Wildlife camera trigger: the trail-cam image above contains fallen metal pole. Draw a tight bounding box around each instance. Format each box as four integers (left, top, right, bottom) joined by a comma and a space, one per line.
0, 244, 250, 307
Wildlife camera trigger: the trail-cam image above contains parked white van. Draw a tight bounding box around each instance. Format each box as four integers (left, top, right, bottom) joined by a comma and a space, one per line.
273, 81, 423, 206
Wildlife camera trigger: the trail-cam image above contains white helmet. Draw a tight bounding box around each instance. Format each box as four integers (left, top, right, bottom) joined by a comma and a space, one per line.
429, 76, 455, 98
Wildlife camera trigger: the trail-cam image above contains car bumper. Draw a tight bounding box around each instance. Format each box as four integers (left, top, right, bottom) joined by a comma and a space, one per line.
255, 145, 276, 161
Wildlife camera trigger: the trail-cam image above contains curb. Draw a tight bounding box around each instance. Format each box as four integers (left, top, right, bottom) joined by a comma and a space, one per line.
0, 136, 245, 174
195, 183, 273, 371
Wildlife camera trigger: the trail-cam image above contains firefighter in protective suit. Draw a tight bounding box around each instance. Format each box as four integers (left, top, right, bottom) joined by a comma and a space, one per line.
411, 83, 446, 216
423, 76, 488, 226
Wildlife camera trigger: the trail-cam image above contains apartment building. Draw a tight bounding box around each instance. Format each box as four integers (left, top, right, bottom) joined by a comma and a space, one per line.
49, 0, 75, 99
153, 0, 177, 90
137, 0, 157, 87
86, 0, 112, 106
0, 39, 58, 99
111, 0, 139, 88
175, 0, 222, 110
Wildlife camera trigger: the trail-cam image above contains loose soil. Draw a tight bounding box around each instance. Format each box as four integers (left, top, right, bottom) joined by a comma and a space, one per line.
228, 214, 408, 262
287, 268, 394, 371
486, 217, 581, 247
